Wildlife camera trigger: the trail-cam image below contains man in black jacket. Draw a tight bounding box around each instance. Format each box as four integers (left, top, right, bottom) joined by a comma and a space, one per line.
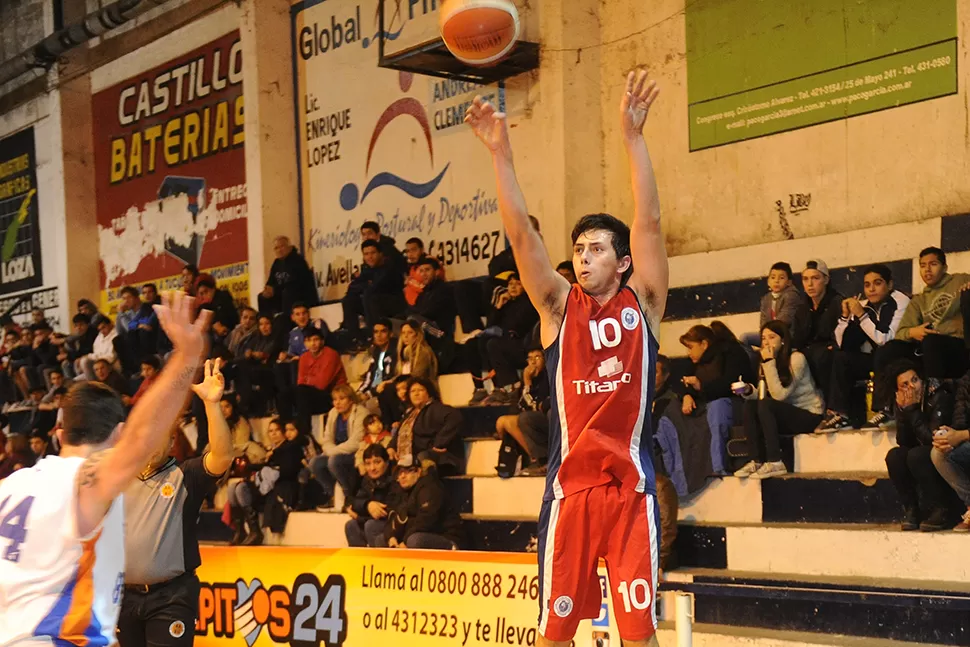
474, 273, 539, 405
340, 241, 406, 341
259, 236, 318, 316
345, 444, 395, 546
383, 457, 462, 550
196, 276, 240, 343
360, 221, 406, 274
407, 257, 455, 339
885, 360, 955, 532
799, 259, 844, 398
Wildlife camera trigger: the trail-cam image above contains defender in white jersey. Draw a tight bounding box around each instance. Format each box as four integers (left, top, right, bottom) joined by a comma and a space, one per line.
0, 292, 210, 646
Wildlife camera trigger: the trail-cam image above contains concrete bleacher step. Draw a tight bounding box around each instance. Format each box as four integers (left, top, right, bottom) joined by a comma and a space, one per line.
661, 569, 970, 646
794, 428, 895, 474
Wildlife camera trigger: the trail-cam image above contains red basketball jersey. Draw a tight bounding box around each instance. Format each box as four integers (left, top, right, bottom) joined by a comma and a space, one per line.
543, 286, 658, 501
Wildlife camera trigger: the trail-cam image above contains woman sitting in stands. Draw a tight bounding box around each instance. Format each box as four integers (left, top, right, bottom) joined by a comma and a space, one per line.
345, 444, 396, 547
885, 360, 955, 532
656, 322, 755, 496
221, 396, 266, 464
734, 320, 824, 480
389, 377, 463, 477
310, 384, 366, 510
382, 456, 463, 550
378, 321, 437, 423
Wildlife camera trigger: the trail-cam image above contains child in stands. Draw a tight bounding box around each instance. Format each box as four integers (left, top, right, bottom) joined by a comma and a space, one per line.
356, 414, 393, 475
734, 320, 824, 479
742, 262, 807, 350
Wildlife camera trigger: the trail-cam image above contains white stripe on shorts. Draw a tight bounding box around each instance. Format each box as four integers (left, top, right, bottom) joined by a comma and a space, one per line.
646, 493, 659, 629
538, 498, 562, 636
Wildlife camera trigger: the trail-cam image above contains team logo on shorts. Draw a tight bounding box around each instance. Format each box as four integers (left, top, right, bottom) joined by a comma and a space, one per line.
554, 595, 574, 617
160, 483, 176, 499
169, 620, 186, 637
621, 307, 639, 331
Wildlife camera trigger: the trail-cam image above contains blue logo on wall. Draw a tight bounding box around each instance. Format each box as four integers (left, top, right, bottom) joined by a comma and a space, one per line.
339, 71, 450, 211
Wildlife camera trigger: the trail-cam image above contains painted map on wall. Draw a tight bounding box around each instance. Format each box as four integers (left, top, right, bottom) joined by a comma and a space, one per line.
686, 0, 957, 150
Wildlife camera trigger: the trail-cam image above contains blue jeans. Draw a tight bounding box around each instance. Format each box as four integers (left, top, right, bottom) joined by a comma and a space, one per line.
405, 532, 457, 550
345, 518, 388, 547
311, 453, 359, 499
932, 442, 970, 506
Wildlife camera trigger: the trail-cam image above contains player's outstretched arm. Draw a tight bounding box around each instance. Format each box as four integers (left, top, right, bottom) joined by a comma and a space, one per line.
465, 98, 569, 328
621, 69, 669, 334
193, 359, 234, 476
76, 292, 211, 537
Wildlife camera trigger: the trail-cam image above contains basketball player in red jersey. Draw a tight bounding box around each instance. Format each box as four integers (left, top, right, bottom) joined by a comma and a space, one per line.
466, 69, 667, 647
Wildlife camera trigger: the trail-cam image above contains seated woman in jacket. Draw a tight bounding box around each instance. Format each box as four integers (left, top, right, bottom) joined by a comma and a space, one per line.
378, 321, 437, 424
310, 383, 366, 509
220, 396, 266, 464
390, 377, 463, 476
235, 314, 280, 417
656, 322, 755, 496
733, 320, 824, 480
885, 360, 955, 532
382, 456, 462, 550
345, 444, 395, 547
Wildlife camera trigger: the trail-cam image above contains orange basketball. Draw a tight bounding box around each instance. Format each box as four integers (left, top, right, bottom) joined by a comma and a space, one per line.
439, 0, 520, 67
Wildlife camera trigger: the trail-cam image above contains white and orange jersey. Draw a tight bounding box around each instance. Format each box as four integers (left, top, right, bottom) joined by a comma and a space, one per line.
0, 455, 125, 646
544, 286, 658, 501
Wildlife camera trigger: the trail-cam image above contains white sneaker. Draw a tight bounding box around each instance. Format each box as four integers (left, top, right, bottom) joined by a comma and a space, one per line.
750, 461, 788, 479
733, 460, 761, 478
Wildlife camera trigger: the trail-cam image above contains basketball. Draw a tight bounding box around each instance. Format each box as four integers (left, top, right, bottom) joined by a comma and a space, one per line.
439, 0, 520, 67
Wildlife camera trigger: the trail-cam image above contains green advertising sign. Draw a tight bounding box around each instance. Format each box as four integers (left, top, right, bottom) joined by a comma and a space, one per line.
685, 0, 958, 150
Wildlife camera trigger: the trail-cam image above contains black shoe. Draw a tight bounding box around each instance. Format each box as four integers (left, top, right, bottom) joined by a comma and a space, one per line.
240, 508, 264, 546
229, 507, 246, 545
901, 506, 919, 531
920, 507, 948, 532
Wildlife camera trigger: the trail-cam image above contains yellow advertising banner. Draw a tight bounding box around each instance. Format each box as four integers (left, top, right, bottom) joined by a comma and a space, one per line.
196, 547, 617, 647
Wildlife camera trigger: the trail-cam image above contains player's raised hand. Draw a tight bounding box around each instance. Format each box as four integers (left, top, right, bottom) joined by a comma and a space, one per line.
465, 96, 510, 154
153, 290, 211, 359
620, 69, 660, 140
191, 359, 225, 403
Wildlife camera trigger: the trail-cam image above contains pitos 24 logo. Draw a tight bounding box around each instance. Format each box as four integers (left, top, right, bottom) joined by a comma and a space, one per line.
197, 574, 348, 646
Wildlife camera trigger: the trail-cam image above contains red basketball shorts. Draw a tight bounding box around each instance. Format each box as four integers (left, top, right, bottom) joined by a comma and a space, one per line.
536, 483, 659, 642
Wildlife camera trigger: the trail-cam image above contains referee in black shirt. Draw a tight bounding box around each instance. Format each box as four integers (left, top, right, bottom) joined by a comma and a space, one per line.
118, 360, 234, 646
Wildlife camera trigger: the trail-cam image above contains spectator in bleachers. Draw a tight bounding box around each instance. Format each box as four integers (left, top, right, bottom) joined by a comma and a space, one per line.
40, 368, 70, 405
220, 395, 266, 463
128, 356, 160, 407
357, 320, 397, 414
800, 259, 845, 397
0, 432, 32, 481
311, 384, 365, 509
407, 257, 456, 341
345, 443, 395, 547
236, 314, 279, 416
274, 302, 329, 409
93, 358, 130, 399
754, 262, 807, 344
383, 456, 462, 550
227, 418, 285, 545
360, 221, 407, 271
396, 320, 438, 382
28, 430, 52, 460
227, 306, 258, 358
141, 283, 160, 306
30, 308, 45, 326
116, 286, 158, 376
60, 313, 96, 379
891, 247, 970, 380
555, 261, 577, 284
469, 273, 539, 405
181, 264, 200, 295
26, 322, 59, 390
931, 369, 970, 531
657, 323, 753, 496
652, 355, 679, 572
76, 299, 101, 320
196, 275, 240, 339
885, 359, 954, 531
391, 377, 463, 477
355, 413, 393, 473
817, 264, 911, 431
259, 235, 318, 317
494, 348, 550, 474
734, 320, 824, 479
340, 241, 407, 344
252, 419, 307, 543
7, 328, 33, 400
78, 315, 118, 380
404, 238, 445, 306
291, 328, 347, 433
383, 376, 412, 438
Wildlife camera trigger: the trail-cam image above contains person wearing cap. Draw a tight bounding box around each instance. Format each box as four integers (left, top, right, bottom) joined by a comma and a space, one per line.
119, 360, 234, 646
889, 246, 970, 380
800, 259, 844, 399
77, 314, 119, 380
382, 456, 463, 550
